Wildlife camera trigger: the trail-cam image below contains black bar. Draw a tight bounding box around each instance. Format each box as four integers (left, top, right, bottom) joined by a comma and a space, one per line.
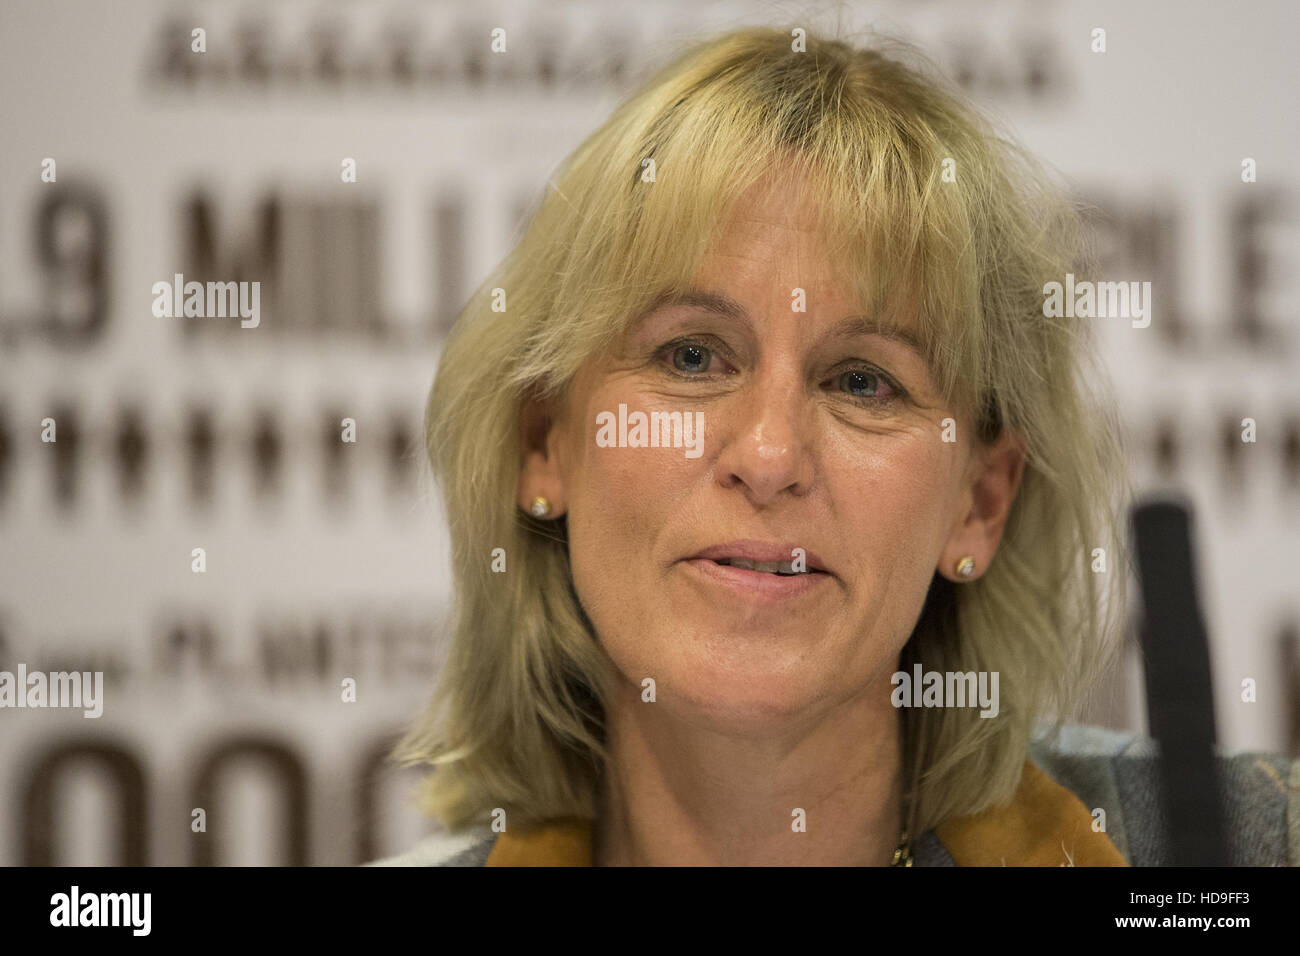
1131, 498, 1228, 866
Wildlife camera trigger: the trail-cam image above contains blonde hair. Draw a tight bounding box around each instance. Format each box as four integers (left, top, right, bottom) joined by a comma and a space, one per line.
393, 25, 1134, 839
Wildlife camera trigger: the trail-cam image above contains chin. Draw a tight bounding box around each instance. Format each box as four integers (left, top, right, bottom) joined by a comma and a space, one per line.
655, 649, 822, 732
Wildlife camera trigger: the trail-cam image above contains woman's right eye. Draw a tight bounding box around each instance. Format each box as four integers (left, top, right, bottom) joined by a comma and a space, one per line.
657, 336, 738, 378
671, 342, 712, 373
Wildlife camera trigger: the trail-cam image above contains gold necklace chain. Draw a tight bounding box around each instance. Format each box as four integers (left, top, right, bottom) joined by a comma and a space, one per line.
891, 830, 913, 867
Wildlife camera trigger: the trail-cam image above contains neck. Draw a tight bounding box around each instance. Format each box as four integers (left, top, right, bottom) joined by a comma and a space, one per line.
593, 668, 905, 866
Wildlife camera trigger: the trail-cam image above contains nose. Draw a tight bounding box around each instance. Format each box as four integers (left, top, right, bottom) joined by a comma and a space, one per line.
711, 362, 815, 505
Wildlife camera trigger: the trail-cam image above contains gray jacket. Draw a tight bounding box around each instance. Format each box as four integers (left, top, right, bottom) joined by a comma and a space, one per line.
367, 724, 1298, 866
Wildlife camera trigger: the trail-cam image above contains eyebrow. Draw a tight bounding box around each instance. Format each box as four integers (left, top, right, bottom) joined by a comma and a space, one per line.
645, 288, 926, 356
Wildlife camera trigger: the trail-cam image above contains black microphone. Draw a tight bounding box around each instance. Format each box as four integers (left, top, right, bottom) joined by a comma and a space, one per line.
1131, 497, 1229, 865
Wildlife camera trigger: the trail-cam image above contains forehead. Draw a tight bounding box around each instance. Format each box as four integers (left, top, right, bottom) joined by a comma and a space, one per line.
681, 181, 919, 329
706, 175, 828, 249
688, 182, 860, 304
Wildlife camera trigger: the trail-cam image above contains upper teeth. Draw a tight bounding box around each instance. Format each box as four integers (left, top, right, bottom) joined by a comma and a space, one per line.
717, 558, 807, 574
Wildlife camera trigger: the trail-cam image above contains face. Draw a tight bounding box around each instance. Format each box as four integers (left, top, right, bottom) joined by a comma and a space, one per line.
519, 176, 1024, 735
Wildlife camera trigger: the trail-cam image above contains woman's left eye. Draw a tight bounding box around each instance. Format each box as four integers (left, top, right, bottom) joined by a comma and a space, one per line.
835, 368, 899, 403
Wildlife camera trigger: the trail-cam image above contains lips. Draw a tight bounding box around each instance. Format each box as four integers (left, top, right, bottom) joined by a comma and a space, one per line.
713, 557, 806, 575
688, 541, 830, 576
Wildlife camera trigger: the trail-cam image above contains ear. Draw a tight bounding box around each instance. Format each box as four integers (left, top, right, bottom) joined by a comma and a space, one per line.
937, 429, 1026, 582
517, 391, 569, 517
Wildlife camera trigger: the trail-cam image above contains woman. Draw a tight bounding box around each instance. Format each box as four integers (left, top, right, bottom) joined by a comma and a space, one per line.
372, 26, 1293, 867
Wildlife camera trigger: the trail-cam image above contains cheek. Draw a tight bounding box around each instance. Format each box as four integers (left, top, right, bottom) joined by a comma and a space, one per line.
828, 430, 958, 577
561, 398, 703, 639
563, 379, 711, 533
